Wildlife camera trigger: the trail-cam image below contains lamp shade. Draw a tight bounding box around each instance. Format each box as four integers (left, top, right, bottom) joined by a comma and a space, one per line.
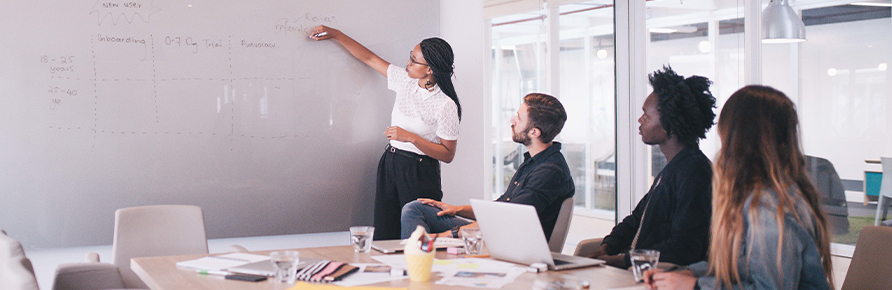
762, 0, 806, 43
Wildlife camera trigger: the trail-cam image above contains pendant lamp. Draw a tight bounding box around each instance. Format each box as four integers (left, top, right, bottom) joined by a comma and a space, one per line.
762, 0, 806, 43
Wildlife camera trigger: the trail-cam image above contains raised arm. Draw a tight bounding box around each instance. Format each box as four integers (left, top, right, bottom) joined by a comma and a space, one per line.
310, 25, 390, 76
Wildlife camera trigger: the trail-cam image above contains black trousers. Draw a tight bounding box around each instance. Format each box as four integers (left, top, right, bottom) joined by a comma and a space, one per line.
373, 144, 442, 240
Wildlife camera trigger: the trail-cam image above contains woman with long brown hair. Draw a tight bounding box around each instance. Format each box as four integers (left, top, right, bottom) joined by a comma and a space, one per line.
645, 85, 834, 289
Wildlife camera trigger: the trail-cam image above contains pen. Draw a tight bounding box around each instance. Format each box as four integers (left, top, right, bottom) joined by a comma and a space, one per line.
309, 32, 328, 38
464, 254, 490, 258
197, 270, 230, 276
425, 235, 438, 253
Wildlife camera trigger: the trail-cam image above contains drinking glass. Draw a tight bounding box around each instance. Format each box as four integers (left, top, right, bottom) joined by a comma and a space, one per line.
461, 228, 484, 255
629, 249, 660, 282
270, 250, 299, 283
350, 226, 374, 253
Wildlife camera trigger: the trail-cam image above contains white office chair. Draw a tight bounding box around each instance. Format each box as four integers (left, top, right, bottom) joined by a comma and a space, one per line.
112, 205, 210, 288
1, 229, 40, 290
873, 157, 892, 226
53, 205, 229, 289
548, 197, 574, 253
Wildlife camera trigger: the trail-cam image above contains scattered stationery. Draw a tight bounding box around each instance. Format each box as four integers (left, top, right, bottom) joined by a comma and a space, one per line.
607, 286, 647, 290
435, 267, 525, 289
294, 260, 360, 283
373, 256, 521, 275
229, 257, 320, 277
175, 253, 269, 271
288, 281, 406, 290
224, 273, 267, 282
402, 237, 464, 247
331, 264, 407, 287
372, 237, 465, 254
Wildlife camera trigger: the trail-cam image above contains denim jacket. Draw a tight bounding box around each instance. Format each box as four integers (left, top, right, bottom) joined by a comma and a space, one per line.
687, 186, 831, 290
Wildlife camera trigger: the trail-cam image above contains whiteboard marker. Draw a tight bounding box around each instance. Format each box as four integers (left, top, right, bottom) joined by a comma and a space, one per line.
310, 32, 328, 38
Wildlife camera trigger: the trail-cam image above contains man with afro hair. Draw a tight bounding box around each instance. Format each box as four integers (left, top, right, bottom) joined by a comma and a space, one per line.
587, 65, 716, 269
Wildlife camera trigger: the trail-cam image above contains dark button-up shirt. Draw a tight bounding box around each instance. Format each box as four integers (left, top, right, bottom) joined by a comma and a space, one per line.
496, 142, 575, 240
602, 146, 713, 266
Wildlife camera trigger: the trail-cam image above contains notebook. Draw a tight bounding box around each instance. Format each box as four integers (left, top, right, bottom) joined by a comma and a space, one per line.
371, 237, 465, 254
228, 257, 320, 277
470, 199, 605, 271
175, 253, 270, 271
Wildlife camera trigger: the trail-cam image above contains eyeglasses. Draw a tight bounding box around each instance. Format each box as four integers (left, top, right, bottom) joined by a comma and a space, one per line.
409, 52, 429, 67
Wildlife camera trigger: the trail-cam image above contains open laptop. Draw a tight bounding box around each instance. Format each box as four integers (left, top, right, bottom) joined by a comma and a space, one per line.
372, 237, 465, 254
470, 199, 604, 271
228, 257, 320, 277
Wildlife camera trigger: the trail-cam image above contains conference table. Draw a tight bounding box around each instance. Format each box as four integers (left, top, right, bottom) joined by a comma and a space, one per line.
132, 244, 641, 289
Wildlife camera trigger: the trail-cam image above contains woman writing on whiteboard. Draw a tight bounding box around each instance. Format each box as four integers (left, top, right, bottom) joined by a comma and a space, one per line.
311, 25, 461, 240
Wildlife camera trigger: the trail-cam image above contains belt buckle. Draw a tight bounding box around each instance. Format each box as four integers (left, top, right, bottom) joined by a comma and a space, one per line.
390, 146, 396, 153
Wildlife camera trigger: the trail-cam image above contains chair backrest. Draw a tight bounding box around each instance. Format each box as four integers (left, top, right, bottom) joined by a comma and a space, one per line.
0, 230, 40, 290
881, 157, 892, 198
841, 225, 892, 290
548, 197, 574, 253
805, 155, 849, 234
112, 205, 209, 288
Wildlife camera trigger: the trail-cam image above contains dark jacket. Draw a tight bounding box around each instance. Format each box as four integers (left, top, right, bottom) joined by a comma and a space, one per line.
602, 146, 712, 266
496, 142, 575, 240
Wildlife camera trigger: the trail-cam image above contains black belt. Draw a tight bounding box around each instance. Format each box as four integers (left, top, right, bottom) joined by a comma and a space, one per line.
385, 144, 435, 163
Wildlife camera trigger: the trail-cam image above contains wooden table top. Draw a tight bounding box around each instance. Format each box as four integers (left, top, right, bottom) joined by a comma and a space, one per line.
132, 245, 640, 289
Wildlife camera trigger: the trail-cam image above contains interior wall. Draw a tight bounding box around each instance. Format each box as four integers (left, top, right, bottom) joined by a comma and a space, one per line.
440, 0, 489, 204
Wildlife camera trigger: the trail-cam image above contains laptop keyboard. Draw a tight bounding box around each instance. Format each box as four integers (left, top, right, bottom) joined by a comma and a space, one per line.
554, 259, 571, 266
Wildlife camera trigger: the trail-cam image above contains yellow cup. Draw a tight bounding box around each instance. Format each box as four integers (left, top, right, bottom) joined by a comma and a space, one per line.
405, 251, 436, 282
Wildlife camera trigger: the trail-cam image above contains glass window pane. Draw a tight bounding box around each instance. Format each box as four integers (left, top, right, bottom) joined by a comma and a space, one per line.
763, 3, 892, 247
558, 2, 616, 212
645, 1, 745, 181
492, 11, 547, 199
490, 1, 617, 219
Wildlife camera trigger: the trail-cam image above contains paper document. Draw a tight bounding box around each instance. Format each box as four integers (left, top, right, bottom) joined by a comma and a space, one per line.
373, 256, 520, 273
330, 264, 407, 287
607, 286, 647, 290
435, 267, 526, 288
175, 253, 269, 271
288, 281, 406, 290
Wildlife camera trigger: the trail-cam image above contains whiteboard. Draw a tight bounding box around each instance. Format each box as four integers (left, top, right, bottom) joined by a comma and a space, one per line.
0, 0, 439, 248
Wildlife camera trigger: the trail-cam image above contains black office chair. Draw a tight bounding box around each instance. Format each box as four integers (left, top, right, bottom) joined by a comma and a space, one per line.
806, 155, 849, 235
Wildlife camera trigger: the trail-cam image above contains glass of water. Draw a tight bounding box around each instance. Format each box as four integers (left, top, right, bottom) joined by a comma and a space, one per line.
629, 249, 660, 282
350, 226, 374, 253
461, 228, 484, 255
270, 250, 299, 283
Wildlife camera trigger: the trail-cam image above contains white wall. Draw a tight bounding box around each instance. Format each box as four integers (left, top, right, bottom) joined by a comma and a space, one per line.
440, 0, 489, 204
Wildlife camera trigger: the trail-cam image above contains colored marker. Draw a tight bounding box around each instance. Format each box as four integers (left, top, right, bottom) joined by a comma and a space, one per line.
197, 270, 230, 276
310, 32, 328, 38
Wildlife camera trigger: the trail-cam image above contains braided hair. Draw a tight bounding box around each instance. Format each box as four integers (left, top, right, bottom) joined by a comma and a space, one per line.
420, 37, 461, 121
648, 65, 717, 147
